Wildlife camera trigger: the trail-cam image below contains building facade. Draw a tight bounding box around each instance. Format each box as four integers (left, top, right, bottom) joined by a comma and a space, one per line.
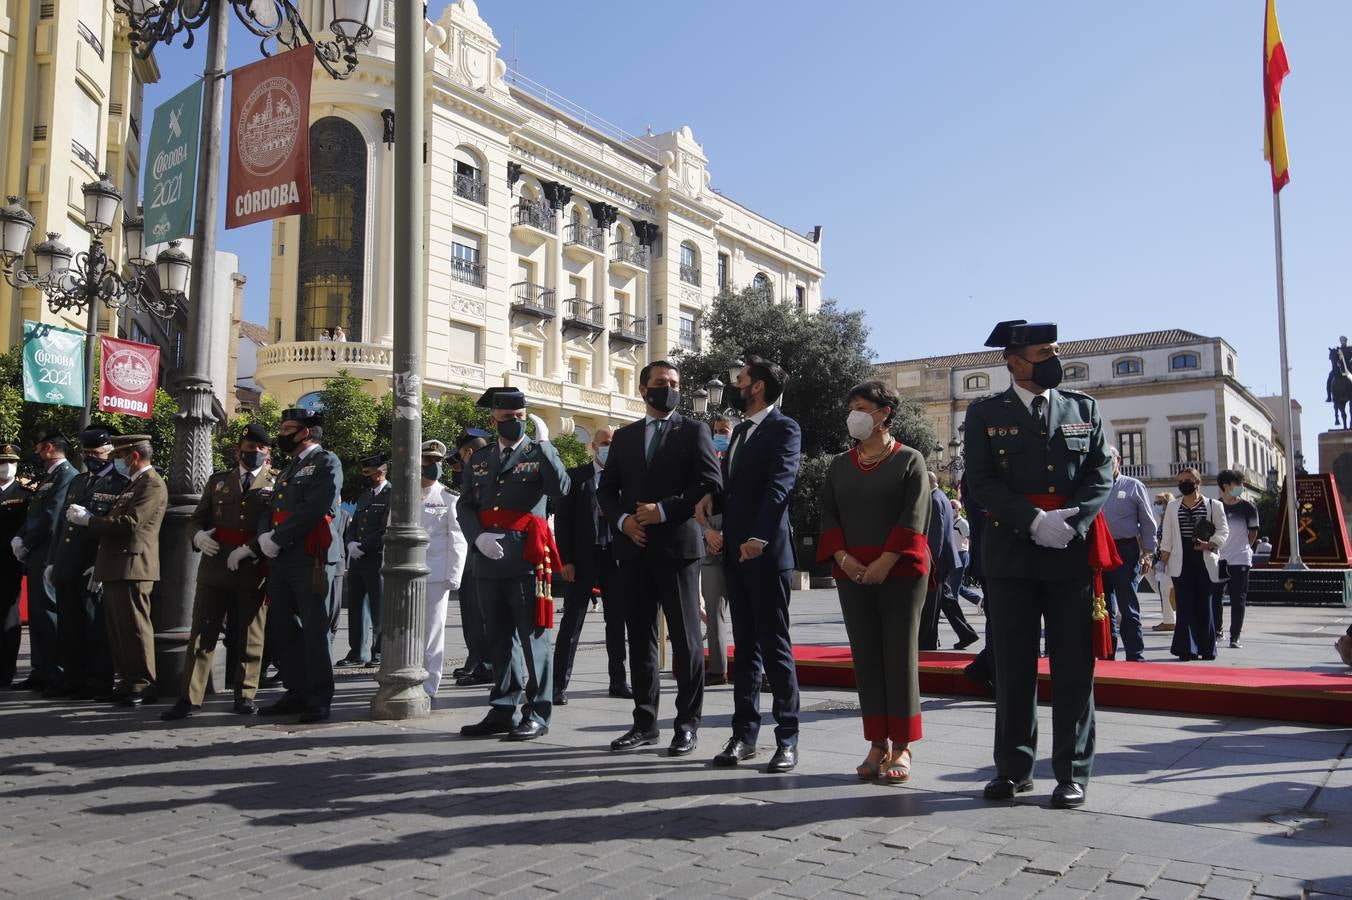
253, 0, 825, 436
878, 329, 1288, 498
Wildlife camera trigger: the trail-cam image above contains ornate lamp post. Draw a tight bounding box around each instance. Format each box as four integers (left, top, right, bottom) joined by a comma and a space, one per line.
110, 0, 374, 688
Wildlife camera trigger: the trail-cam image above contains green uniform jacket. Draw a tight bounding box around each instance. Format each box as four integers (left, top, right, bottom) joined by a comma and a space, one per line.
457, 436, 569, 581
19, 460, 77, 567
344, 483, 391, 557
89, 467, 169, 582
192, 467, 277, 587
962, 386, 1113, 580
263, 446, 343, 569
51, 464, 130, 574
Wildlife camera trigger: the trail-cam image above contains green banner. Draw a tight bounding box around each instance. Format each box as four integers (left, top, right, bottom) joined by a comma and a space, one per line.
22, 321, 87, 407
143, 80, 202, 245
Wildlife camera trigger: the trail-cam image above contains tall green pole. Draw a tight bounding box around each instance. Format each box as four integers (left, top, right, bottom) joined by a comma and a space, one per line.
371, 0, 430, 719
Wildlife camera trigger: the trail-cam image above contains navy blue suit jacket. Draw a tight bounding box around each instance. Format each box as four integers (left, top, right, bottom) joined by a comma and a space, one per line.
927, 487, 958, 580
719, 406, 802, 572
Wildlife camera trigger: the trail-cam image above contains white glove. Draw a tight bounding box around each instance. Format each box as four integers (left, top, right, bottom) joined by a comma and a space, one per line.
84, 566, 100, 593
347, 541, 365, 560
227, 545, 255, 571
475, 531, 505, 560
42, 566, 55, 598
527, 413, 550, 442
257, 530, 281, 559
66, 504, 91, 526
11, 537, 27, 563
1030, 506, 1080, 550
193, 529, 221, 557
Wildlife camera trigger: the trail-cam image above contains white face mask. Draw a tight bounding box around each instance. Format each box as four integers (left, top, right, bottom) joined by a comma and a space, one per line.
0, 463, 14, 481
847, 410, 877, 441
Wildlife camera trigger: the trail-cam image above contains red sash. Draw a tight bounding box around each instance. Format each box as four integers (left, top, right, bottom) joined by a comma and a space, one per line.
212, 527, 255, 548
478, 508, 559, 629
1026, 493, 1120, 660
271, 510, 334, 557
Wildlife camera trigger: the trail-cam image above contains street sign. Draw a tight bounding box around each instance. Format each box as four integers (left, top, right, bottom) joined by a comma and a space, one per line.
22, 321, 86, 408
144, 80, 203, 245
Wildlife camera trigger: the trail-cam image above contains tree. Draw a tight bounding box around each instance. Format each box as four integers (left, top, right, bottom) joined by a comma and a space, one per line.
317, 370, 381, 498
212, 393, 282, 472
550, 431, 590, 470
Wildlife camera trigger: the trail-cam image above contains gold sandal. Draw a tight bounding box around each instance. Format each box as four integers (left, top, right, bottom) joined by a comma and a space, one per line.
856, 744, 888, 780
881, 746, 912, 784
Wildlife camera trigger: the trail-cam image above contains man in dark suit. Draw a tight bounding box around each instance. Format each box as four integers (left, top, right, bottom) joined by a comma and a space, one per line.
339, 452, 391, 667
706, 358, 803, 774
919, 471, 979, 651
12, 431, 77, 689
599, 360, 721, 757
552, 426, 630, 705
0, 442, 31, 688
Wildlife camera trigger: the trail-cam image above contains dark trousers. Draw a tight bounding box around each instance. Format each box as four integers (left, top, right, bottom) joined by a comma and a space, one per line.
1212, 562, 1250, 641
621, 556, 703, 733
54, 575, 112, 690
24, 562, 59, 682
727, 561, 800, 746
266, 561, 336, 708
344, 557, 383, 661
481, 575, 553, 727
0, 569, 22, 684
458, 574, 487, 672
1104, 540, 1144, 660
182, 578, 267, 705
986, 576, 1096, 786
920, 573, 978, 650
553, 546, 627, 693
1171, 554, 1216, 659
104, 580, 157, 695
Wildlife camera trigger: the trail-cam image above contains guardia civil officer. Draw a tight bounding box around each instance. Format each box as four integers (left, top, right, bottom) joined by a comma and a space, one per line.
0, 442, 32, 688
46, 427, 128, 699
162, 424, 277, 720
457, 388, 569, 741
338, 452, 390, 667
963, 320, 1113, 809
11, 431, 77, 689
237, 408, 343, 723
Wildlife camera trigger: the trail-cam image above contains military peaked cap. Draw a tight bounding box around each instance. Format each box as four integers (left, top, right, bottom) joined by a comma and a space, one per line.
281, 407, 322, 425
78, 426, 114, 449
111, 434, 152, 449
421, 439, 447, 461
0, 443, 19, 461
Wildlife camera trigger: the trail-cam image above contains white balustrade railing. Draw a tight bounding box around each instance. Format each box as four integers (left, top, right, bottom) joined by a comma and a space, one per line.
255, 340, 394, 369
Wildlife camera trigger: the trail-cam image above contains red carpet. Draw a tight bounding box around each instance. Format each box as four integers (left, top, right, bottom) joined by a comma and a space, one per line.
722, 645, 1352, 727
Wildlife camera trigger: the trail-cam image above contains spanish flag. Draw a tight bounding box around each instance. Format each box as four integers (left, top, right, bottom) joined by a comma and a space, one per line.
1263, 0, 1290, 192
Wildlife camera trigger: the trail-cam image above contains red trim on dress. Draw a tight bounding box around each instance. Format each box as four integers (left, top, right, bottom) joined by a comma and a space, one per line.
828, 543, 929, 581
816, 527, 846, 563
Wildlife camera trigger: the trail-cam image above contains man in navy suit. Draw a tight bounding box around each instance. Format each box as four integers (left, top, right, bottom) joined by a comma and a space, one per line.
598, 360, 721, 758
705, 358, 803, 773
919, 471, 978, 650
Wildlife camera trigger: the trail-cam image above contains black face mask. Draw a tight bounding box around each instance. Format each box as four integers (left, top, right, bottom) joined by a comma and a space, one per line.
276, 431, 298, 454
239, 450, 266, 470
497, 418, 524, 442
1025, 355, 1064, 390
84, 455, 107, 472
422, 463, 441, 482
1177, 481, 1197, 495
645, 386, 681, 413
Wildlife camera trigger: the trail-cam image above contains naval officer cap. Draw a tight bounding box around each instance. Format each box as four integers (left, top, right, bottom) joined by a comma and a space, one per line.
78, 426, 115, 450
0, 442, 20, 461
475, 387, 528, 410
983, 319, 1058, 350
280, 407, 322, 426
360, 451, 390, 469
240, 423, 273, 446
421, 439, 447, 461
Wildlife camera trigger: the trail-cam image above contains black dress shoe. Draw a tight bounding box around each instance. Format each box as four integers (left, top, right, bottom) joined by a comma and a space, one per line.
233, 698, 259, 715
610, 727, 660, 751
334, 657, 368, 668
983, 776, 1034, 800
963, 662, 995, 695
460, 715, 515, 737
259, 697, 306, 716
451, 665, 470, 678
553, 691, 568, 706
298, 706, 330, 723
766, 745, 798, 773
712, 738, 757, 767
608, 683, 634, 699
370, 655, 382, 667
668, 729, 698, 757
15, 676, 46, 691
508, 720, 548, 741
954, 637, 979, 651
456, 671, 494, 687
160, 700, 200, 721
1051, 782, 1086, 809
118, 692, 149, 708
703, 672, 728, 687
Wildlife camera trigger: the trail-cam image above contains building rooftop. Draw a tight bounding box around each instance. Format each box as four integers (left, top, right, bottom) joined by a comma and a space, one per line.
880, 328, 1214, 370
239, 321, 270, 346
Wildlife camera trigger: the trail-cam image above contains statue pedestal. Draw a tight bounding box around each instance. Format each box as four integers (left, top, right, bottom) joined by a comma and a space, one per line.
1318, 429, 1352, 544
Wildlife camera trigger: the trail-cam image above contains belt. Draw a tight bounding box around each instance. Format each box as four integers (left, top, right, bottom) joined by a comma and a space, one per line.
213, 527, 255, 547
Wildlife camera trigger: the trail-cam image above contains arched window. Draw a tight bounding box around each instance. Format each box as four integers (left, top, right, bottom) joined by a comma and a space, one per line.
1170, 352, 1200, 371
679, 242, 700, 285
1114, 357, 1143, 377
1063, 363, 1088, 381
964, 373, 989, 391
752, 272, 772, 301
452, 146, 485, 204
297, 117, 366, 341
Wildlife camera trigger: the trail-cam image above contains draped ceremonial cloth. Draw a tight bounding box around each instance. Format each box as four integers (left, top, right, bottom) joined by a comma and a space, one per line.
478, 508, 559, 628
1027, 494, 1119, 660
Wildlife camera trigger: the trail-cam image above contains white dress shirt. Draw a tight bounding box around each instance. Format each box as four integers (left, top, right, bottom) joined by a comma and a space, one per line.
726, 406, 771, 469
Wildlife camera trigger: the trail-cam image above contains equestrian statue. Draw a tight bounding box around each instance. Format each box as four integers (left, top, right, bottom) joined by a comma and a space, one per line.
1327, 336, 1352, 430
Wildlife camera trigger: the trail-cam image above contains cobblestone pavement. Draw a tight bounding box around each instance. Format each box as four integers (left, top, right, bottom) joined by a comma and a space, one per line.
1, 591, 1348, 899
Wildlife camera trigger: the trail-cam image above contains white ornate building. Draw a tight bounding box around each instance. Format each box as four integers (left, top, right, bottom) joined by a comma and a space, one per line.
253, 1, 825, 437
878, 329, 1288, 498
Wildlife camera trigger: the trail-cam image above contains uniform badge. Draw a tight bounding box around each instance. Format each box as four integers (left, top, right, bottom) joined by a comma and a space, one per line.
216, 482, 227, 492
1009, 426, 1019, 436
998, 427, 1007, 436
298, 465, 316, 477
472, 462, 489, 476
987, 427, 996, 437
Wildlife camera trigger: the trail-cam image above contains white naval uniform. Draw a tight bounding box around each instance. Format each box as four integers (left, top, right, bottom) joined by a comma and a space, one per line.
422, 481, 467, 696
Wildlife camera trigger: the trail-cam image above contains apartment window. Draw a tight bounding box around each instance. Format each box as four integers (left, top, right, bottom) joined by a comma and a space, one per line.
795, 285, 806, 310
1170, 352, 1200, 371
1173, 426, 1202, 463
568, 275, 586, 300
451, 229, 482, 287
131, 323, 151, 345
752, 272, 772, 301
72, 88, 101, 173
297, 117, 366, 341
679, 242, 700, 286
1063, 363, 1088, 381
613, 289, 630, 316
1232, 427, 1239, 465
717, 253, 729, 290
1114, 357, 1143, 377
678, 312, 698, 352
1226, 355, 1235, 376
1117, 431, 1144, 468
515, 346, 533, 374
448, 322, 481, 364
566, 360, 583, 385
964, 373, 989, 391
614, 368, 630, 395
453, 147, 485, 204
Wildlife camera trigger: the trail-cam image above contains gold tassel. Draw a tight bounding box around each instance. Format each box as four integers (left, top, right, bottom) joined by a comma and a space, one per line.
1091, 593, 1108, 622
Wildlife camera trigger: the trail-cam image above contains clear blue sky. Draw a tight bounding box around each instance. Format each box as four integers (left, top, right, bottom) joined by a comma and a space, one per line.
142, 1, 1352, 460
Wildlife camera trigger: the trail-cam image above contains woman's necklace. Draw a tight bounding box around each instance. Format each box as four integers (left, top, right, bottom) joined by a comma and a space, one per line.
856, 438, 895, 471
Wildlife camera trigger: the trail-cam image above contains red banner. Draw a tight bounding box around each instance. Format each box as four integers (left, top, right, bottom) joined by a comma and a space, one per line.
98, 336, 160, 419
226, 45, 314, 229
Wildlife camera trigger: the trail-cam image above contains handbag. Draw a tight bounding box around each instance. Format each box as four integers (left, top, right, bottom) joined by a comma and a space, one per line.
1192, 502, 1217, 543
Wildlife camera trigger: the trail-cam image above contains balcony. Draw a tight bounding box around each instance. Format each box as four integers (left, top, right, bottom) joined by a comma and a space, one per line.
609, 313, 647, 346
1169, 461, 1210, 476
1121, 464, 1151, 479
454, 173, 485, 205
72, 140, 98, 172
450, 257, 484, 288
677, 330, 700, 353
610, 240, 649, 272
77, 21, 104, 59
562, 298, 604, 337
511, 282, 556, 320
564, 222, 605, 256
679, 263, 700, 286
253, 340, 394, 396
512, 202, 556, 237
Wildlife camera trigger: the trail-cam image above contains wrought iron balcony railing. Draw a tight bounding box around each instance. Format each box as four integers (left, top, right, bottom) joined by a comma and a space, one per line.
565, 222, 605, 252
679, 263, 700, 286
451, 257, 484, 287
610, 240, 650, 268
511, 282, 556, 318
514, 202, 556, 233
454, 173, 485, 204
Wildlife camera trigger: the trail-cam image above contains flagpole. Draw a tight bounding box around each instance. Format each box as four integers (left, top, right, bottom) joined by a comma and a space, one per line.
1272, 190, 1304, 569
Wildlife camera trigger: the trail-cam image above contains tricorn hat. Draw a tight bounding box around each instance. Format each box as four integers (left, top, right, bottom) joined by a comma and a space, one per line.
78, 426, 115, 450
983, 320, 1058, 349
475, 387, 528, 410
280, 407, 322, 426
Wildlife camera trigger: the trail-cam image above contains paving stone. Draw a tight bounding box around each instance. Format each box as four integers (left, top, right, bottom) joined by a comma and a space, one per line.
947, 841, 1004, 864
1035, 888, 1094, 900
998, 839, 1059, 861
834, 872, 901, 896
979, 872, 1058, 900
1252, 875, 1308, 899
1111, 861, 1167, 889
1144, 881, 1204, 900
948, 855, 1027, 894
1163, 864, 1215, 886
765, 874, 845, 899
1202, 877, 1257, 900
1061, 866, 1112, 892
1024, 849, 1087, 877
